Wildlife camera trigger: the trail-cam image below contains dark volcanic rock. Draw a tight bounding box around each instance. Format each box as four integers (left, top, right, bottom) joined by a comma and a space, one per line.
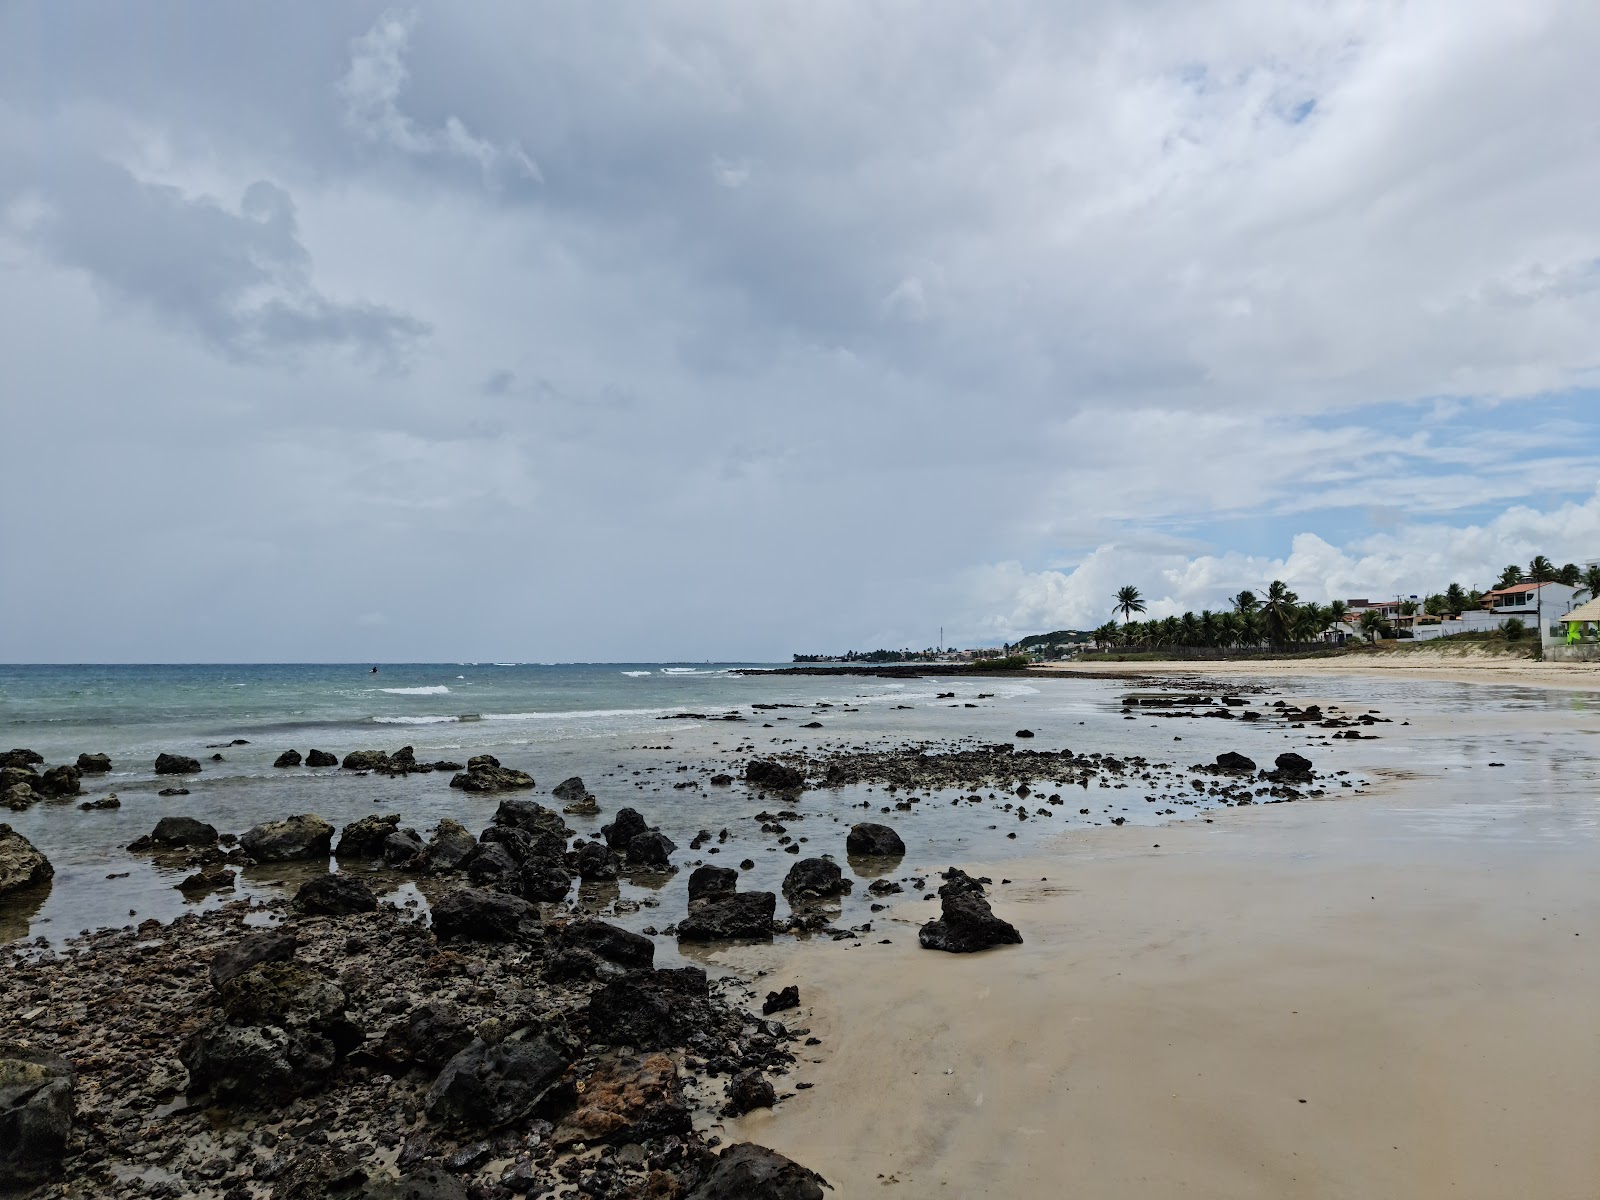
450, 764, 536, 793
431, 887, 541, 943
424, 1034, 573, 1130
177, 864, 236, 894
377, 1003, 475, 1072
573, 838, 621, 882
35, 764, 82, 798
425, 818, 476, 871
552, 1052, 690, 1147
273, 749, 304, 768
782, 857, 850, 903
306, 748, 339, 767
586, 967, 712, 1050
209, 930, 299, 990
336, 813, 403, 859
517, 857, 576, 903
1014, 729, 1035, 738
0, 826, 54, 897
154, 752, 201, 774
491, 798, 572, 842
686, 1143, 826, 1200
75, 752, 112, 773
240, 813, 334, 862
723, 1068, 777, 1117
461, 840, 521, 888
383, 829, 427, 868
602, 807, 650, 851
144, 815, 218, 848
341, 749, 391, 771
360, 1166, 469, 1200
677, 892, 777, 942
845, 822, 905, 857
293, 872, 379, 915
551, 776, 599, 813
0, 1041, 76, 1188
0, 749, 43, 770
918, 882, 1023, 954
625, 829, 677, 868
180, 1021, 336, 1106
1273, 751, 1314, 780
762, 985, 800, 1015
745, 759, 805, 792
556, 919, 656, 971
687, 864, 739, 904
1216, 751, 1256, 772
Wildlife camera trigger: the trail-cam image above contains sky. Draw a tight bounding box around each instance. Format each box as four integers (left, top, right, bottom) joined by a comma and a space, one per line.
2, 1, 1598, 662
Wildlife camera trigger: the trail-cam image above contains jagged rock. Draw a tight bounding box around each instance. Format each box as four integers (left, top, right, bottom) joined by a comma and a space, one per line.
1216, 751, 1256, 772
0, 825, 53, 897
552, 776, 588, 804
1273, 752, 1314, 781
762, 985, 800, 1015
552, 1053, 690, 1147
450, 764, 536, 793
0, 1042, 76, 1188
431, 888, 541, 943
586, 967, 712, 1049
918, 879, 1022, 954
240, 814, 334, 862
75, 752, 112, 773
78, 792, 120, 812
517, 858, 575, 903
723, 1068, 776, 1116
129, 815, 218, 851
0, 749, 43, 770
468, 754, 500, 770
424, 1034, 574, 1130
293, 873, 379, 915
177, 864, 236, 894
491, 798, 572, 842
35, 764, 82, 798
845, 822, 905, 857
0, 766, 38, 794
383, 829, 427, 867
273, 749, 304, 768
625, 829, 676, 868
676, 892, 777, 942
710, 773, 734, 786
306, 749, 339, 767
154, 752, 201, 774
377, 1003, 474, 1072
685, 1143, 826, 1200
1014, 729, 1035, 738
425, 819, 476, 871
782, 857, 850, 903
687, 865, 739, 904
461, 841, 521, 888
209, 930, 299, 990
602, 807, 650, 851
272, 1146, 368, 1200
341, 750, 391, 771
556, 920, 655, 971
2, 784, 37, 812
745, 759, 805, 791
335, 814, 403, 859
573, 839, 621, 882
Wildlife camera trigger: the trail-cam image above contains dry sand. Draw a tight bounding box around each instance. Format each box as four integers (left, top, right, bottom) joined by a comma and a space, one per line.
1038, 647, 1600, 690
718, 756, 1600, 1196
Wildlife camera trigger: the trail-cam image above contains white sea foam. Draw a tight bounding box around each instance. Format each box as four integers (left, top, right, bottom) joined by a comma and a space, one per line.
481, 706, 678, 722
373, 715, 461, 725
622, 670, 651, 677
380, 685, 451, 695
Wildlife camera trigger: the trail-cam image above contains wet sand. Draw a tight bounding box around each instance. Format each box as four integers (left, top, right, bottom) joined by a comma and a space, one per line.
722, 755, 1600, 1196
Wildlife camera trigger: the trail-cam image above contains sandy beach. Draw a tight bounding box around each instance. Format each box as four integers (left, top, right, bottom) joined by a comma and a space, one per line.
721, 688, 1600, 1198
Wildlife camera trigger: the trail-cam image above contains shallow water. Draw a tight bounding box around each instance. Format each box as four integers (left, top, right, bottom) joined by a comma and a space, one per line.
4, 663, 1596, 947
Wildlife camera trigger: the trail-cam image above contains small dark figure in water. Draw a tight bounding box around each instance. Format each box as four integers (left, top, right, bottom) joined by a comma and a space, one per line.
371, 666, 379, 674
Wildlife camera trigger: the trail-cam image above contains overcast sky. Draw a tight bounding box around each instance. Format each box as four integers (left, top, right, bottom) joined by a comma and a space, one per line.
3, 2, 1598, 662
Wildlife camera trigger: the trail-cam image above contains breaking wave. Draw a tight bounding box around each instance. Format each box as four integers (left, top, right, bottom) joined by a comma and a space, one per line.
380, 685, 451, 695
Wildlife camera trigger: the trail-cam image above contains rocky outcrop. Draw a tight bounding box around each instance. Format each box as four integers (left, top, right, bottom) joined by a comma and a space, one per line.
75, 753, 112, 773
762, 985, 800, 1015
375, 1003, 474, 1073
431, 888, 541, 943
918, 868, 1022, 953
293, 873, 379, 915
551, 1053, 689, 1147
723, 1068, 776, 1116
0, 1042, 76, 1188
2, 782, 37, 812
552, 775, 599, 814
602, 808, 649, 851
425, 819, 476, 871
492, 799, 571, 842
306, 749, 339, 767
745, 759, 805, 792
0, 825, 54, 897
210, 931, 299, 990
240, 814, 334, 862
341, 750, 391, 771
128, 815, 217, 851
586, 967, 714, 1050
273, 749, 304, 768
676, 891, 777, 942
1271, 751, 1314, 782
845, 822, 905, 857
600, 808, 676, 869
782, 857, 850, 903
687, 865, 739, 904
335, 814, 403, 859
572, 839, 621, 882
424, 1033, 574, 1131
77, 793, 120, 812
685, 1143, 826, 1200
0, 749, 43, 770
1215, 751, 1256, 772
35, 764, 82, 798
154, 753, 201, 775
555, 920, 655, 972
449, 762, 536, 793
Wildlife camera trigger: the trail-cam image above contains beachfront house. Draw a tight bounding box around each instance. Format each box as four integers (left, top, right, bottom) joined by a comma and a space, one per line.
1554, 597, 1600, 661
1407, 581, 1582, 643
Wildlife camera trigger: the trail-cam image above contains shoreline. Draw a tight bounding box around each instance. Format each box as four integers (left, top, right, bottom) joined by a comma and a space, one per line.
1036, 653, 1600, 690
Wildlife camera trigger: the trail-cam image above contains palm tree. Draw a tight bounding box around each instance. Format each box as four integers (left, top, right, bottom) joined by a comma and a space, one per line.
1582, 565, 1600, 601
1198, 609, 1220, 647
1114, 585, 1146, 624
1159, 616, 1182, 646
1235, 609, 1264, 647
1557, 562, 1582, 586
1260, 580, 1300, 647
1527, 556, 1557, 583
1214, 611, 1240, 648
1358, 610, 1391, 643
1179, 611, 1202, 646
1231, 589, 1259, 614
1495, 564, 1524, 590
1443, 582, 1469, 615
1093, 621, 1119, 650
